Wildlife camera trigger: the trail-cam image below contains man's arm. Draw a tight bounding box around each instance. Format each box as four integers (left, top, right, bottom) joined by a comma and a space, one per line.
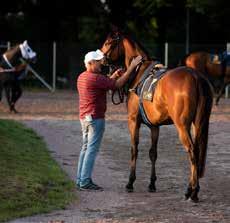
114, 55, 142, 88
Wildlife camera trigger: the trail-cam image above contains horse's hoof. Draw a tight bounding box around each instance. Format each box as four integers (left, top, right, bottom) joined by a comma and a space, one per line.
185, 187, 192, 200
187, 197, 199, 203
184, 195, 190, 200
10, 107, 18, 114
184, 192, 192, 200
190, 194, 199, 203
126, 188, 133, 193
148, 185, 156, 192
126, 185, 134, 193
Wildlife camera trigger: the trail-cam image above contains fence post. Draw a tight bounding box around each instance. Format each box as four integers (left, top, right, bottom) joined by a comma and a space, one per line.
7, 41, 11, 50
52, 41, 56, 92
225, 42, 230, 99
185, 7, 190, 54
164, 42, 168, 67
227, 42, 230, 52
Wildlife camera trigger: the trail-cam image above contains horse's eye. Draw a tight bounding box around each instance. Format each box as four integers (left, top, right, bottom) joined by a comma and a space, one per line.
27, 48, 31, 52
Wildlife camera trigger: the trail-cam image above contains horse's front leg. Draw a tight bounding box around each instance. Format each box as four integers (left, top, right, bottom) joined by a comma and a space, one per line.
4, 84, 12, 112
148, 126, 159, 192
10, 81, 22, 113
126, 117, 141, 192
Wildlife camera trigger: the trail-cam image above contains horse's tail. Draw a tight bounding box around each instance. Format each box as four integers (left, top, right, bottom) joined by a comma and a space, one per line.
194, 76, 213, 178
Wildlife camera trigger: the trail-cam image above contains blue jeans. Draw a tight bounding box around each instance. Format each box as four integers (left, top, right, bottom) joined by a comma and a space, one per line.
77, 118, 105, 187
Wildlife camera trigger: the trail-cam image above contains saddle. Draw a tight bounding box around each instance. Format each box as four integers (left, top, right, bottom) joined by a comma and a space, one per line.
135, 62, 167, 101
134, 62, 167, 127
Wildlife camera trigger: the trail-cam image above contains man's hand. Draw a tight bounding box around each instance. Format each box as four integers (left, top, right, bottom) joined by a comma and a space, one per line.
110, 68, 125, 79
114, 55, 143, 88
129, 55, 143, 69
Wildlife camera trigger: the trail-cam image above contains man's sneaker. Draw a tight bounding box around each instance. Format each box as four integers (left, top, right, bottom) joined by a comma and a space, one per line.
80, 182, 103, 191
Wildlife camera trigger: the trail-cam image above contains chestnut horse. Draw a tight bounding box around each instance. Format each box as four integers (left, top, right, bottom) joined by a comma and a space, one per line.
0, 41, 36, 112
101, 31, 213, 202
183, 51, 230, 105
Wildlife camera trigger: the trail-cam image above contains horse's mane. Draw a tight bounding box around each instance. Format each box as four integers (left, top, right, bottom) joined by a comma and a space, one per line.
124, 34, 152, 60
107, 30, 152, 60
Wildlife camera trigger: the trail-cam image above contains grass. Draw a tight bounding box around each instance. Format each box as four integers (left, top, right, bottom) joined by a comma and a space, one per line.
0, 119, 76, 222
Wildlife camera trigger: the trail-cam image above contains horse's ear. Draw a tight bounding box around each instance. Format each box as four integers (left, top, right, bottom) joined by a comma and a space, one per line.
110, 24, 121, 35
23, 40, 28, 46
110, 24, 124, 40
111, 24, 119, 32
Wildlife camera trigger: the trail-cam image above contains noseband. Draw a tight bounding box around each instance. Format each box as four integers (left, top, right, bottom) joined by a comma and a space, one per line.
102, 36, 127, 104
103, 36, 122, 67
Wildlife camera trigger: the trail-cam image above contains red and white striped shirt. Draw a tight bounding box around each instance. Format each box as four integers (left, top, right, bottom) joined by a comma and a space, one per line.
77, 71, 116, 119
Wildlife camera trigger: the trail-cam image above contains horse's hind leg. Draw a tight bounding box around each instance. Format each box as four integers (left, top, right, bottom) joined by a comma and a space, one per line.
126, 118, 141, 192
176, 123, 199, 202
148, 126, 159, 192
10, 81, 22, 113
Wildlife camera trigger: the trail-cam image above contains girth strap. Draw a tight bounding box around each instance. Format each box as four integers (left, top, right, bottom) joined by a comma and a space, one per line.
139, 101, 153, 128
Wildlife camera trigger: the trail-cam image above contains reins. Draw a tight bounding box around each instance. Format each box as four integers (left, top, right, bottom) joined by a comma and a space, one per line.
111, 88, 125, 105
110, 59, 144, 105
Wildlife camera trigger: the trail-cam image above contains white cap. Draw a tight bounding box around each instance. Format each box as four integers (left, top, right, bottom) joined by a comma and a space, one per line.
84, 49, 104, 65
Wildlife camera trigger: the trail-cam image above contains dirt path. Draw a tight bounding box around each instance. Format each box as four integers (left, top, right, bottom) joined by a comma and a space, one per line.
1, 91, 229, 223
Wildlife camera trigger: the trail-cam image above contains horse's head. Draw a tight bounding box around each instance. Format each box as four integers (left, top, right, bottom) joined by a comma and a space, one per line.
3, 40, 37, 68
101, 30, 150, 70
19, 40, 37, 64
101, 31, 125, 68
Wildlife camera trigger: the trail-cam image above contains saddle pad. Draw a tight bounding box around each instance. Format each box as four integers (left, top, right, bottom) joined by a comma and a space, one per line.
210, 52, 230, 65
140, 68, 167, 102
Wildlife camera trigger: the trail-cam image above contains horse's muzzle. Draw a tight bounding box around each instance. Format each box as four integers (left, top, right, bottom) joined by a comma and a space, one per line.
30, 56, 37, 64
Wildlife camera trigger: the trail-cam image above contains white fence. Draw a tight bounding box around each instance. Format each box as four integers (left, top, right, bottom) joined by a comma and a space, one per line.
0, 41, 229, 97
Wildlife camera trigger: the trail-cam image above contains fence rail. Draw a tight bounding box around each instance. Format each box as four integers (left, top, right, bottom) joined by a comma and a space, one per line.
0, 41, 229, 98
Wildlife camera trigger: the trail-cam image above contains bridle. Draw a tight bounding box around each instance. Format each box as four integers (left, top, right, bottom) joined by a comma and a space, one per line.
102, 35, 123, 104
103, 36, 124, 68
103, 35, 128, 105
103, 35, 145, 105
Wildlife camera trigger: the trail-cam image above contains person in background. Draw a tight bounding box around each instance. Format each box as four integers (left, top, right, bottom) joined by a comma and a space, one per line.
76, 49, 142, 191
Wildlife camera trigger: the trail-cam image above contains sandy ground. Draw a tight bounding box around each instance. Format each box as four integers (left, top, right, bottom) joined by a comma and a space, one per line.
1, 90, 229, 223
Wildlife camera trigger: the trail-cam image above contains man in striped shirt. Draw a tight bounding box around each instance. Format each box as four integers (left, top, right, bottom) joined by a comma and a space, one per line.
76, 49, 142, 191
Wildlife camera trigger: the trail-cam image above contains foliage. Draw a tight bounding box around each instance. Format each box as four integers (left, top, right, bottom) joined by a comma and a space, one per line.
0, 0, 229, 43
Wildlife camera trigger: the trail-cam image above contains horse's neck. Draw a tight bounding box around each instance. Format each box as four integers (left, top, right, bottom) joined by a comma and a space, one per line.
124, 40, 148, 68
123, 39, 154, 87
4, 46, 21, 67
